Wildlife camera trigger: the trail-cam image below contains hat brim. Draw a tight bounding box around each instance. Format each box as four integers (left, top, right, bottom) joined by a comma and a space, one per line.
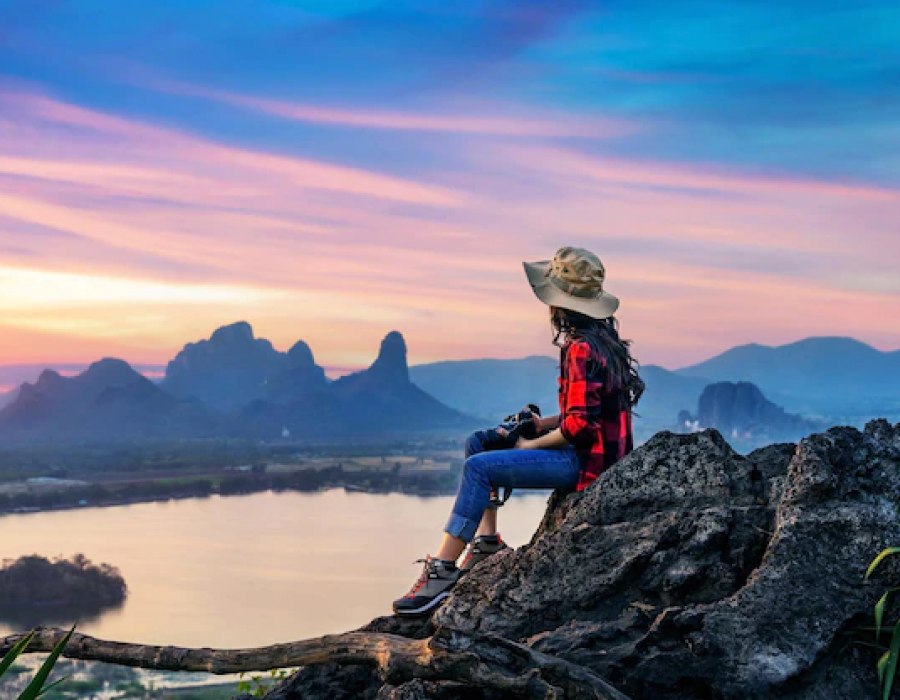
523, 260, 619, 319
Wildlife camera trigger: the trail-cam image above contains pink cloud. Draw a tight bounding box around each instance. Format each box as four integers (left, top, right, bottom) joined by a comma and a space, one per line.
0, 86, 897, 369
157, 81, 637, 139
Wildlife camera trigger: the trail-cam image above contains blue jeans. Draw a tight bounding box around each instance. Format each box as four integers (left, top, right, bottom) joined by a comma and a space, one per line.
445, 433, 580, 542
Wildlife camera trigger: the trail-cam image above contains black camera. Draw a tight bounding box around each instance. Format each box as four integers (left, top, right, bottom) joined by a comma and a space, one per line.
467, 404, 542, 507
474, 404, 542, 452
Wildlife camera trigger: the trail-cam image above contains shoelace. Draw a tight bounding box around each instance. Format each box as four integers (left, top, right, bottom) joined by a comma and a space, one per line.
406, 557, 435, 596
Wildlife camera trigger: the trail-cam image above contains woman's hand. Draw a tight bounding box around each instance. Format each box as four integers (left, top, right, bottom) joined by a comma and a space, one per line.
495, 427, 533, 449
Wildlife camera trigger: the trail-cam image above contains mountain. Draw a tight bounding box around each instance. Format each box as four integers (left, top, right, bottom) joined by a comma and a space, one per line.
676, 337, 900, 418
0, 359, 217, 442
679, 381, 820, 447
410, 357, 707, 442
162, 321, 303, 408
635, 365, 709, 436
263, 340, 328, 405
0, 327, 470, 444
240, 331, 476, 439
0, 388, 17, 409
410, 356, 560, 422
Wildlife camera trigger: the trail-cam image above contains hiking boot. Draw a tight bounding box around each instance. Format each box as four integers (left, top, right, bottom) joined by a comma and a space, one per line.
460, 534, 509, 574
393, 556, 460, 616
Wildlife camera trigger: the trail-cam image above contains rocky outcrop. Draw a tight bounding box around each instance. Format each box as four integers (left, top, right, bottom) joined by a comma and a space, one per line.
162, 321, 294, 408
263, 340, 328, 405
235, 330, 475, 439
680, 381, 821, 448
273, 419, 900, 699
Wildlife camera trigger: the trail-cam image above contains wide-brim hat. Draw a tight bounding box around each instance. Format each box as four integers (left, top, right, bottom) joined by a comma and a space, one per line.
523, 246, 619, 319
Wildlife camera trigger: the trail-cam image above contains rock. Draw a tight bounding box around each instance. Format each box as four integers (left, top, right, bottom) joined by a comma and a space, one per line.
327, 332, 475, 435
287, 340, 317, 369
162, 321, 289, 409
435, 429, 776, 644
272, 420, 900, 699
684, 381, 820, 447
368, 331, 410, 384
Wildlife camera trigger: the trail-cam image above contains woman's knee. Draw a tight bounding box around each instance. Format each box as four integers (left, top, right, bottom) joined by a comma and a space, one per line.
462, 454, 492, 487
464, 432, 484, 459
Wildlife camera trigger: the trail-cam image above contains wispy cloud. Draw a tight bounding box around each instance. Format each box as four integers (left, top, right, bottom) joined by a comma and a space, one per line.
156, 81, 636, 139
0, 82, 897, 369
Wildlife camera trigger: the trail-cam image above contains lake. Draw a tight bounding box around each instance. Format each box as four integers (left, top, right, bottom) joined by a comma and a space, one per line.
0, 489, 551, 648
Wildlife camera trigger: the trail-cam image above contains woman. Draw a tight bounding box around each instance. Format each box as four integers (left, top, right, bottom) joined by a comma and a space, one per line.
393, 246, 644, 616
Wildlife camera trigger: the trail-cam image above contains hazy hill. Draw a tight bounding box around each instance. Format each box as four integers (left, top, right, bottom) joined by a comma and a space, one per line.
0, 326, 471, 444
3, 333, 895, 445
162, 321, 310, 408
241, 331, 476, 438
0, 359, 218, 442
0, 363, 165, 408
679, 381, 821, 448
410, 356, 560, 422
675, 337, 900, 418
0, 388, 17, 409
410, 357, 708, 441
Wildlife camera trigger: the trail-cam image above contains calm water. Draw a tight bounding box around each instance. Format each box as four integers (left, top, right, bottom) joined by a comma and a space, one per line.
0, 490, 550, 648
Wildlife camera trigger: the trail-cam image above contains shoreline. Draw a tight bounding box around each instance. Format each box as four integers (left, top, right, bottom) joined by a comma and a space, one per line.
0, 480, 459, 518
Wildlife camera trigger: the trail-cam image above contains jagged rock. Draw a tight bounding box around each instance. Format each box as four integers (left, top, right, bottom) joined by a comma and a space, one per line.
162, 321, 289, 408
435, 429, 776, 644
265, 341, 328, 405
287, 340, 317, 369
273, 420, 900, 699
325, 332, 474, 435
368, 331, 410, 384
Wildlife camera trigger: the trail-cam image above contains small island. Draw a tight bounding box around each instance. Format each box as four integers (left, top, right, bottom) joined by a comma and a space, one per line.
0, 553, 126, 609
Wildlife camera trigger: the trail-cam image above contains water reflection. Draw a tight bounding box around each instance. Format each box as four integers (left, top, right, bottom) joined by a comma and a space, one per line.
0, 599, 122, 629
0, 489, 551, 646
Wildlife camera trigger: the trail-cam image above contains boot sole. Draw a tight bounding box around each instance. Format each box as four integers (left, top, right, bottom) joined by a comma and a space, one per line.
393, 591, 452, 616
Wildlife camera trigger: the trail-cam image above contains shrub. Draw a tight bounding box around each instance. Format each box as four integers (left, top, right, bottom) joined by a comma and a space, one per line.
0, 624, 74, 699
865, 547, 900, 699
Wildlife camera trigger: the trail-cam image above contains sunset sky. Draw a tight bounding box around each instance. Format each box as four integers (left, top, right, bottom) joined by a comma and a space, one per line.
1, 0, 898, 374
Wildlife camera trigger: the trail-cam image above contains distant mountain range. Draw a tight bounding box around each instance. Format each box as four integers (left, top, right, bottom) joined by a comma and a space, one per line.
0, 359, 218, 442
409, 358, 707, 441
0, 324, 474, 444
675, 337, 900, 418
0, 333, 896, 447
410, 337, 900, 440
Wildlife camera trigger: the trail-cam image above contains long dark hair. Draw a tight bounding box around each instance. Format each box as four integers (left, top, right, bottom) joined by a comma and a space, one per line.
551, 307, 645, 409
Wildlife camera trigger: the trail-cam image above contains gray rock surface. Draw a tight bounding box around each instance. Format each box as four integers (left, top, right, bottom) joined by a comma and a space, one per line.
266, 420, 900, 699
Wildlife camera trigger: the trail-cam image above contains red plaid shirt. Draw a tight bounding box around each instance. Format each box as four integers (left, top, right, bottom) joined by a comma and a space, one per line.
558, 339, 634, 491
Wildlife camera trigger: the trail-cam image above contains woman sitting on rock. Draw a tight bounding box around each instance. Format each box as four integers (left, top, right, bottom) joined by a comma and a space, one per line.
393, 246, 645, 615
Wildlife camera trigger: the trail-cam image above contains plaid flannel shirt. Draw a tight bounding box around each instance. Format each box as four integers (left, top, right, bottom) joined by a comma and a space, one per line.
558, 339, 634, 491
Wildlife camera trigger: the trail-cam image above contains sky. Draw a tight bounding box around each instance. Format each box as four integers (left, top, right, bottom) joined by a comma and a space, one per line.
0, 0, 898, 373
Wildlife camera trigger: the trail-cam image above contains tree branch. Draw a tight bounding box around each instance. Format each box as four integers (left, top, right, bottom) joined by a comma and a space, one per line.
0, 626, 630, 700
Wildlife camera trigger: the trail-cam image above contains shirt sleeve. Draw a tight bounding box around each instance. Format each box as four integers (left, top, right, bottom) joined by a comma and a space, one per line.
559, 341, 603, 446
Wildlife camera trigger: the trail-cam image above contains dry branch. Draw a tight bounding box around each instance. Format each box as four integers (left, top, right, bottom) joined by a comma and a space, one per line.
0, 625, 630, 700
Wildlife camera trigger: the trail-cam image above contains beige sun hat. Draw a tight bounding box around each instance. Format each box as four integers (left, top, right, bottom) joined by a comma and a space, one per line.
523, 246, 619, 319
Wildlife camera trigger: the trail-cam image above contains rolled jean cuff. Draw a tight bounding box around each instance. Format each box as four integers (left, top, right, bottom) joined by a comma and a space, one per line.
444, 512, 479, 543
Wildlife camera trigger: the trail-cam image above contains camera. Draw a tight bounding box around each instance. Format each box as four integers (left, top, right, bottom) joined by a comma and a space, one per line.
465, 404, 543, 507
473, 404, 542, 452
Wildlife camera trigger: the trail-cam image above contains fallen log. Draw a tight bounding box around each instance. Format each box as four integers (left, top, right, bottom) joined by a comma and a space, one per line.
0, 625, 630, 700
